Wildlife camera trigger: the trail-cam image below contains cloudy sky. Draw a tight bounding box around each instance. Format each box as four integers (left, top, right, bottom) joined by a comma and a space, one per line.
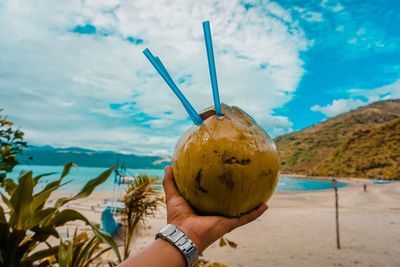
0, 0, 399, 155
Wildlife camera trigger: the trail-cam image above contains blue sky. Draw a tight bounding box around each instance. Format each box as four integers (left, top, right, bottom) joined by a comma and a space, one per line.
277, 0, 400, 129
0, 0, 399, 155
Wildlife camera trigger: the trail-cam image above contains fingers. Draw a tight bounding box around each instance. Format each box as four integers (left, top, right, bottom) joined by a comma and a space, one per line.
163, 166, 181, 202
237, 203, 268, 227
223, 203, 268, 232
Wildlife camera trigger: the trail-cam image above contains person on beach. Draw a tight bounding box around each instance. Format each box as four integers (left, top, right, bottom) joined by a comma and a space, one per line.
119, 166, 268, 267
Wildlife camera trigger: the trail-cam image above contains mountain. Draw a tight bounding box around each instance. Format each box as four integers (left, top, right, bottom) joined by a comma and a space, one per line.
275, 99, 400, 180
21, 146, 171, 169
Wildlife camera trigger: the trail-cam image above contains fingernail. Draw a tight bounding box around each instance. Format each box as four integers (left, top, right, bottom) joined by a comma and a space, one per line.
164, 166, 171, 173
261, 203, 268, 211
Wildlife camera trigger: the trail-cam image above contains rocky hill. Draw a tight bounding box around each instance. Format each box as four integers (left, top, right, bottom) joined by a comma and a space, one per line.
275, 99, 400, 179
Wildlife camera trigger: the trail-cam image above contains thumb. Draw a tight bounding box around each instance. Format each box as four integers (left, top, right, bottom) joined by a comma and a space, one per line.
162, 166, 181, 202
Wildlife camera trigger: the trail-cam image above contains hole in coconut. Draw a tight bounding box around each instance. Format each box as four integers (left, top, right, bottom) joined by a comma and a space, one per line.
200, 109, 224, 121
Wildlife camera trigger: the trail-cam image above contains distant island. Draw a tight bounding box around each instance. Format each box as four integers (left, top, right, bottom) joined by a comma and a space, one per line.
20, 145, 171, 169
276, 99, 399, 180
20, 99, 399, 179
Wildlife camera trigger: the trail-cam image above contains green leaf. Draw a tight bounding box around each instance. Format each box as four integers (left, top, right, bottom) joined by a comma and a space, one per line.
31, 180, 63, 212
33, 172, 56, 186
71, 166, 115, 201
53, 213, 122, 264
75, 236, 99, 266
50, 209, 89, 227
28, 207, 57, 228
60, 162, 76, 179
33, 163, 77, 210
9, 171, 33, 229
23, 245, 59, 263
2, 178, 17, 195
0, 205, 6, 224
56, 166, 115, 207
31, 225, 59, 242
58, 240, 73, 267
92, 226, 122, 263
90, 246, 113, 265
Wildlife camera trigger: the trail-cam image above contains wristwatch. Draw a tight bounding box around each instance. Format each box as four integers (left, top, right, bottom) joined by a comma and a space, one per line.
156, 224, 199, 267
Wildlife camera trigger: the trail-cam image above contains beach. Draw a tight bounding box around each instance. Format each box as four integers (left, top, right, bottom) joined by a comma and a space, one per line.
62, 178, 400, 267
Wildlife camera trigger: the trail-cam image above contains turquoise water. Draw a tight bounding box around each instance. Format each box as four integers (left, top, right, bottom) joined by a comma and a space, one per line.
9, 165, 346, 193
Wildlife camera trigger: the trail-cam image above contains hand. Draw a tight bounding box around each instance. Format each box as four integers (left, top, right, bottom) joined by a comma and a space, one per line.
162, 166, 268, 252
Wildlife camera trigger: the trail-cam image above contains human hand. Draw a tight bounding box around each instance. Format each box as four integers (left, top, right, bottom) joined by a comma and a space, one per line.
162, 166, 268, 252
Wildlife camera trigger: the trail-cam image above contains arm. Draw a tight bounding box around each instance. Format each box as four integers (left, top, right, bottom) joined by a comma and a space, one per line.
119, 166, 268, 267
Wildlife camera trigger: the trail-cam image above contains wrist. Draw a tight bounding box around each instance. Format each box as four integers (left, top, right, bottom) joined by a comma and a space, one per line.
178, 222, 206, 253
156, 224, 200, 267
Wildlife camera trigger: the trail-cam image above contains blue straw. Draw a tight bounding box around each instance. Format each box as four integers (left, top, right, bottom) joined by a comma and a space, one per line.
202, 20, 222, 116
143, 48, 203, 125
154, 57, 173, 82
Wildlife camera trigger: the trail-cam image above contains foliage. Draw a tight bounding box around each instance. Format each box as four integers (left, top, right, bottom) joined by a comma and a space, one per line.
276, 99, 400, 179
218, 237, 237, 249
197, 237, 237, 267
56, 228, 115, 267
0, 110, 29, 181
198, 260, 228, 267
121, 174, 163, 260
0, 163, 121, 266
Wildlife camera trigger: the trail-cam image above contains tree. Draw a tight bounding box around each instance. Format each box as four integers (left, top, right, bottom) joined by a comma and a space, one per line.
0, 110, 28, 181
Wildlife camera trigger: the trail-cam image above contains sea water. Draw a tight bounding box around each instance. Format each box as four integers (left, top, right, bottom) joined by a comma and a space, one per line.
9, 165, 346, 193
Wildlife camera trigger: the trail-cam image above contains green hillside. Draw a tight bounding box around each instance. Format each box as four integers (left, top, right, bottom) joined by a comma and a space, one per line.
20, 145, 171, 169
275, 99, 400, 179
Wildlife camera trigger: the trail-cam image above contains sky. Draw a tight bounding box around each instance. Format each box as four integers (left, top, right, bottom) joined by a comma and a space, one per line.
0, 0, 399, 156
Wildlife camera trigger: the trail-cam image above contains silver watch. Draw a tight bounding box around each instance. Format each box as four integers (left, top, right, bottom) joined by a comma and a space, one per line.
156, 224, 199, 267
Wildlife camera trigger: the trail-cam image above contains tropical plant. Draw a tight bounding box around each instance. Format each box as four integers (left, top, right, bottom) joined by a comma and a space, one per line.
121, 174, 163, 260
56, 228, 116, 267
0, 162, 121, 266
0, 110, 29, 181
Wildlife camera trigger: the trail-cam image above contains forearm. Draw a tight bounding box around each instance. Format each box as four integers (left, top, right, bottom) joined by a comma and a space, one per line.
118, 239, 186, 267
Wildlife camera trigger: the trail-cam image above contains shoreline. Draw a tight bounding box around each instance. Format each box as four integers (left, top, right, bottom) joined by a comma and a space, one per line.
14, 164, 398, 181
58, 180, 400, 267
5, 167, 399, 266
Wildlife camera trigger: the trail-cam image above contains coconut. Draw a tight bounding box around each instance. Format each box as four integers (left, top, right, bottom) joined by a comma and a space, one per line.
172, 103, 280, 217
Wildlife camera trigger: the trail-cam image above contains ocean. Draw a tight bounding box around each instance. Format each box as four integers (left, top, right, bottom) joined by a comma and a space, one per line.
9, 165, 346, 194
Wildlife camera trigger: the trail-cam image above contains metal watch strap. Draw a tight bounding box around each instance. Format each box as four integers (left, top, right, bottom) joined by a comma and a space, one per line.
156, 224, 199, 267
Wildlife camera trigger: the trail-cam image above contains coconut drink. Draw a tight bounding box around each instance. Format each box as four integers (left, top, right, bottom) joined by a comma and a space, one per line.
173, 104, 279, 217
143, 20, 280, 217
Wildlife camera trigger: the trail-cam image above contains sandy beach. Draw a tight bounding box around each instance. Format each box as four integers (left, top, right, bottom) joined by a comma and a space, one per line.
61, 178, 400, 267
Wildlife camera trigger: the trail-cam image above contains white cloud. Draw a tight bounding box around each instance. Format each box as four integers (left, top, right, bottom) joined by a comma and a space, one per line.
293, 7, 323, 23
311, 79, 400, 117
349, 79, 400, 100
311, 99, 365, 117
302, 11, 323, 22
0, 0, 309, 155
331, 4, 344, 13
320, 0, 344, 13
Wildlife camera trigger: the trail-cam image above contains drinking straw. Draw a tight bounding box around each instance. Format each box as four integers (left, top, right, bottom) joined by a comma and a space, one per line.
155, 56, 173, 82
202, 20, 222, 116
143, 48, 203, 125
